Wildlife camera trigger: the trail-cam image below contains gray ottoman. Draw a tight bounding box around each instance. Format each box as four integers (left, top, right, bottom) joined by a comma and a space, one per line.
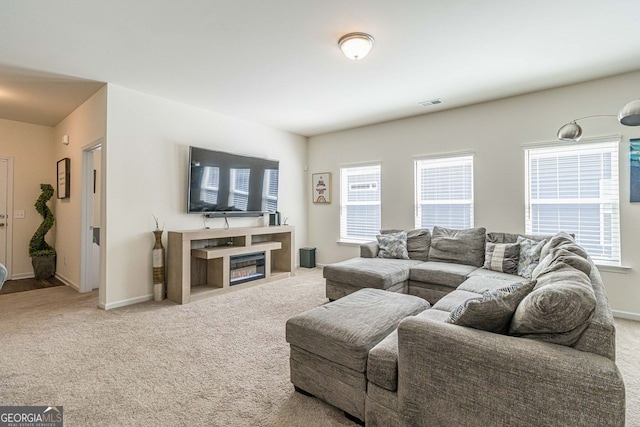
286, 288, 429, 423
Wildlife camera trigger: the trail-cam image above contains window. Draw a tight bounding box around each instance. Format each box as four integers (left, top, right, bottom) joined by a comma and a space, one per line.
262, 169, 279, 212
414, 154, 474, 229
340, 164, 381, 242
228, 168, 250, 211
201, 166, 219, 204
525, 140, 620, 264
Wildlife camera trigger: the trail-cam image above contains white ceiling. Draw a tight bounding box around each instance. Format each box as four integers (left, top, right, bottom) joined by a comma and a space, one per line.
1, 0, 640, 136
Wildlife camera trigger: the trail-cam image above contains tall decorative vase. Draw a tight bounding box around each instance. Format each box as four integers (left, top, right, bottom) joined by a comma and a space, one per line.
152, 230, 165, 301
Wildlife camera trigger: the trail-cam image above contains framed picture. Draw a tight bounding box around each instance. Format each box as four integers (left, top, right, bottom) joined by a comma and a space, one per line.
312, 172, 331, 204
57, 158, 70, 199
631, 138, 640, 202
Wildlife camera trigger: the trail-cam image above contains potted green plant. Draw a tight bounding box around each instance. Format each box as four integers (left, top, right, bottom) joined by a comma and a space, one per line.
29, 183, 56, 279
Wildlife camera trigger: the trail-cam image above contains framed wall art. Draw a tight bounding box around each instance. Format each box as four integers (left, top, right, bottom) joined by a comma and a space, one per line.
631, 138, 640, 202
312, 172, 331, 204
57, 158, 70, 199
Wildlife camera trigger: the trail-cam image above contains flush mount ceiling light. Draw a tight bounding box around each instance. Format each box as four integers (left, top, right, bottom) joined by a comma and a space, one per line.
338, 32, 374, 61
557, 98, 640, 142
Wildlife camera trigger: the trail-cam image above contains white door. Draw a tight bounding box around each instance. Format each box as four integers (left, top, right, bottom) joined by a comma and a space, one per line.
0, 157, 13, 278
81, 142, 102, 293
0, 159, 7, 269
90, 148, 101, 290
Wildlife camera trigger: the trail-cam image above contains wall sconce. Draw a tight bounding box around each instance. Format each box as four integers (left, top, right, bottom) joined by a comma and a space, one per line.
557, 98, 640, 142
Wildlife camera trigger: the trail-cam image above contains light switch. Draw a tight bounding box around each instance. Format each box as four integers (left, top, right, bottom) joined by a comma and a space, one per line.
14, 210, 25, 219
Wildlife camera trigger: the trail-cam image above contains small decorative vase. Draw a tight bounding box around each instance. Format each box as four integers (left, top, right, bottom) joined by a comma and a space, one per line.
152, 230, 165, 301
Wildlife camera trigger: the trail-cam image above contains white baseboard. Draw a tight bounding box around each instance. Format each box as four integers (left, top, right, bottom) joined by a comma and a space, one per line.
11, 272, 34, 280
102, 294, 154, 310
55, 273, 79, 291
612, 310, 640, 321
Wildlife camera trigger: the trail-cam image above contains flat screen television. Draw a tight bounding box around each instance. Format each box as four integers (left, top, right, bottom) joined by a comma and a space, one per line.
188, 146, 279, 217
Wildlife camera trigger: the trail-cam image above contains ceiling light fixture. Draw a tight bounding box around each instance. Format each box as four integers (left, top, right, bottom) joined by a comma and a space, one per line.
338, 32, 374, 61
557, 98, 640, 142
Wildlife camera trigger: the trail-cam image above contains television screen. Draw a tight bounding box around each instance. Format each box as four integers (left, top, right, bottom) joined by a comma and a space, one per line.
188, 146, 279, 216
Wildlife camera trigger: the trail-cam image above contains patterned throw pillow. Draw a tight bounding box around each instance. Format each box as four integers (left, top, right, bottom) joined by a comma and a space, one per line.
381, 229, 431, 261
516, 236, 547, 278
483, 242, 520, 274
376, 232, 410, 260
446, 281, 536, 334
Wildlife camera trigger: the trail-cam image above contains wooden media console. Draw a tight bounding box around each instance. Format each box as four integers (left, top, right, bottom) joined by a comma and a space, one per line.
167, 225, 295, 304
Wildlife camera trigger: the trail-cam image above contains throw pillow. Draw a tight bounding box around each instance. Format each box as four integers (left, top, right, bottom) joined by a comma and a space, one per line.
483, 242, 520, 274
429, 226, 487, 267
376, 232, 410, 260
510, 262, 596, 346
540, 231, 577, 260
381, 228, 431, 261
532, 248, 592, 279
486, 232, 554, 244
446, 280, 536, 334
516, 236, 547, 278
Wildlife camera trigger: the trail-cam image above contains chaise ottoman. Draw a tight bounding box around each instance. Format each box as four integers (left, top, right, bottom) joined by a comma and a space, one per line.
323, 257, 424, 301
285, 288, 429, 423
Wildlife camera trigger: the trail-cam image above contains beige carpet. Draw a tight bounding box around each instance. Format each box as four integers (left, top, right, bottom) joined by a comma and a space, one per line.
0, 268, 638, 426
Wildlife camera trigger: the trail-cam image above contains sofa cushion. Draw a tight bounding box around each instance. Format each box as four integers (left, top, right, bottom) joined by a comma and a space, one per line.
540, 231, 578, 259
409, 261, 477, 288
377, 231, 410, 260
510, 262, 596, 346
457, 275, 519, 294
382, 228, 431, 261
516, 236, 547, 279
286, 289, 429, 373
532, 248, 592, 279
323, 257, 422, 290
367, 330, 399, 391
555, 242, 589, 260
446, 281, 535, 334
432, 290, 480, 312
483, 242, 520, 274
415, 308, 452, 322
368, 308, 449, 392
467, 268, 523, 282
428, 226, 487, 267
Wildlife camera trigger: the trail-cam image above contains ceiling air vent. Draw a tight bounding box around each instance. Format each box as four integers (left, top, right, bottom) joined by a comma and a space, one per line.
418, 98, 443, 107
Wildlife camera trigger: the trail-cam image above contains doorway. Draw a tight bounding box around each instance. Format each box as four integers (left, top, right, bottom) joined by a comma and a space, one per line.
0, 156, 14, 279
80, 141, 102, 293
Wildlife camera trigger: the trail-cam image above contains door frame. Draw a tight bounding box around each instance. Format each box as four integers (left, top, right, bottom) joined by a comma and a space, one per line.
80, 139, 103, 293
0, 155, 14, 279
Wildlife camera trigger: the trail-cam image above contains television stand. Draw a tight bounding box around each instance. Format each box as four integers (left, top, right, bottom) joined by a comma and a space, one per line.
166, 225, 295, 304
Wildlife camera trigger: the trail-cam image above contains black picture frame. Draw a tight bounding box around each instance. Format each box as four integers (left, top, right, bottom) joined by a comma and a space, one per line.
57, 158, 70, 199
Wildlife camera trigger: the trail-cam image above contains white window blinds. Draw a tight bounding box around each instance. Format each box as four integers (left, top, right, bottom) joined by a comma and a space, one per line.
414, 155, 474, 230
525, 141, 620, 264
340, 164, 381, 242
262, 169, 279, 212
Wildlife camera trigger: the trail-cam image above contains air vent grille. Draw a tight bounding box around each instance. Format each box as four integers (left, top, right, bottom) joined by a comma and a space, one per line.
418, 98, 443, 107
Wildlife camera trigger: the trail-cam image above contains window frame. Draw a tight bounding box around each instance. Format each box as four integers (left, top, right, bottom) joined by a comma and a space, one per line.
339, 163, 382, 243
413, 153, 475, 230
523, 137, 621, 265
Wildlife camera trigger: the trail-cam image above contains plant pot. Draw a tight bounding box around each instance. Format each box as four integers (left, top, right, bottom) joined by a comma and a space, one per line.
32, 255, 56, 279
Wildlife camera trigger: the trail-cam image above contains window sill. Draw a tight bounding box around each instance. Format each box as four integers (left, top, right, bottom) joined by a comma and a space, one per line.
337, 239, 374, 247
596, 264, 631, 274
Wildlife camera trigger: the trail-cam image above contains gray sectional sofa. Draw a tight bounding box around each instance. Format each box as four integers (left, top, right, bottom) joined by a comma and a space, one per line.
287, 227, 625, 426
